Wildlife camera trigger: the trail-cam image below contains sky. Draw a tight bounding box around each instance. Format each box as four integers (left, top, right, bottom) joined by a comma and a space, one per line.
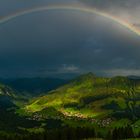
0, 0, 140, 78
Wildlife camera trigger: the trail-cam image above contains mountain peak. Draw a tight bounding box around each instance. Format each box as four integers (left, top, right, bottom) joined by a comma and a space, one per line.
72, 72, 96, 84
79, 72, 96, 79
85, 72, 96, 77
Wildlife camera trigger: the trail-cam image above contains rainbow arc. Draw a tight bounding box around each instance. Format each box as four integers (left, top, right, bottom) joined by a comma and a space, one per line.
0, 5, 140, 36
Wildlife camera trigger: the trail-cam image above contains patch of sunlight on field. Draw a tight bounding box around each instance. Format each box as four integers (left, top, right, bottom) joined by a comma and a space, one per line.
26, 103, 42, 112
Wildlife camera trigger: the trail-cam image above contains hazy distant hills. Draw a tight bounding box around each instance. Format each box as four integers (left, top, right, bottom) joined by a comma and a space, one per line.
0, 78, 68, 96
25, 73, 140, 120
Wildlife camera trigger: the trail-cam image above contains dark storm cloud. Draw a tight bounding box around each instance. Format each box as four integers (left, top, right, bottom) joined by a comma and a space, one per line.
0, 0, 78, 15
0, 0, 140, 77
79, 0, 140, 24
79, 0, 140, 8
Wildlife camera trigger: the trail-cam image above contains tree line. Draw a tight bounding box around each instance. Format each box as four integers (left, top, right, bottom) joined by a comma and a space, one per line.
0, 125, 139, 140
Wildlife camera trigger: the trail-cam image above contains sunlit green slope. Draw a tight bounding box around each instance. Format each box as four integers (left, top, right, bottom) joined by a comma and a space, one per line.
24, 73, 140, 119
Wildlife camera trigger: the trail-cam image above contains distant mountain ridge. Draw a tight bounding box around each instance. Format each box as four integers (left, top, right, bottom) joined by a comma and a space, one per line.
0, 84, 15, 97
128, 75, 140, 79
0, 77, 68, 96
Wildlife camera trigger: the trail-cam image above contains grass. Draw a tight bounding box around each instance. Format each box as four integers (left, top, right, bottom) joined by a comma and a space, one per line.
109, 119, 132, 128
19, 73, 140, 139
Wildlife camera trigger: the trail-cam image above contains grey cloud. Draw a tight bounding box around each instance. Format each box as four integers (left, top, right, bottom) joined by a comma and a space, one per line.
79, 0, 140, 24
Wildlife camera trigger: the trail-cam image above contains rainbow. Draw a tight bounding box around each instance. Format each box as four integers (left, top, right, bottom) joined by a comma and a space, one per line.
0, 4, 140, 36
